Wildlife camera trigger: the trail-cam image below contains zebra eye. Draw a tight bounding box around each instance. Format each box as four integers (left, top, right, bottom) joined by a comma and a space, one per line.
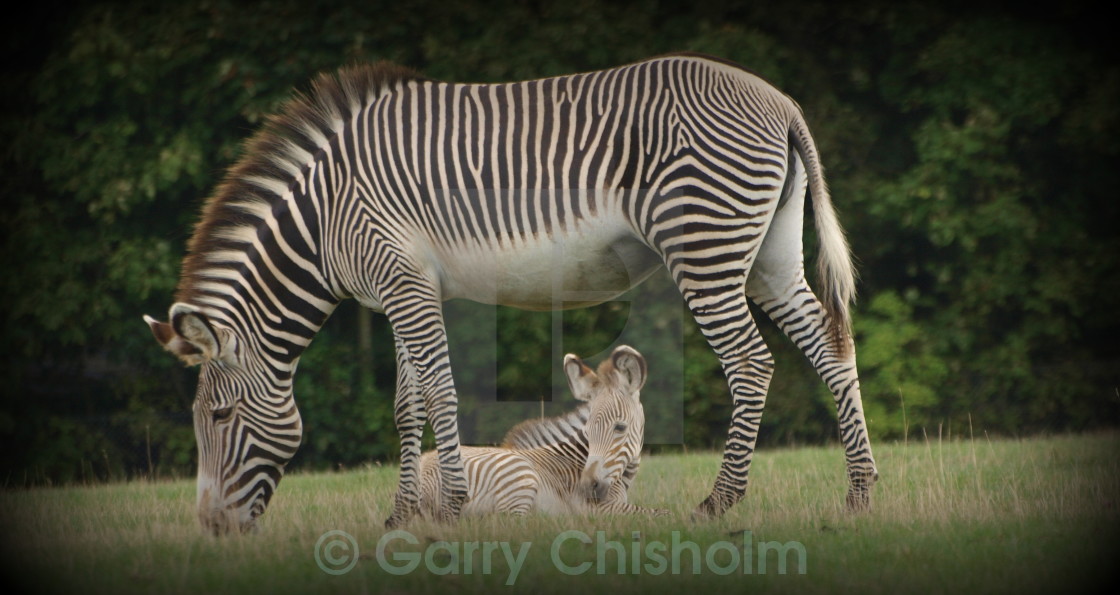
614, 422, 628, 433
212, 406, 235, 423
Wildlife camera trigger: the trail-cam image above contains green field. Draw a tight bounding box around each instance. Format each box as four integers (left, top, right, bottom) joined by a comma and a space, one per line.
2, 432, 1117, 594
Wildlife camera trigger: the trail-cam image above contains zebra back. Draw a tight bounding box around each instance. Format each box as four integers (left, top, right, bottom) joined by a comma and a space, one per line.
502, 403, 590, 450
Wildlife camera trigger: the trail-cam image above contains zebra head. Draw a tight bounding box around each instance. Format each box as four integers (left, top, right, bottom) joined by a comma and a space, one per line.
145, 303, 303, 535
565, 345, 648, 503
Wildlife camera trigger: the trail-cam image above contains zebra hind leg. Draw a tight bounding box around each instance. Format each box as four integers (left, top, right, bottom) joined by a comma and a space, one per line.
745, 149, 879, 511
500, 478, 538, 516
747, 269, 879, 511
679, 274, 775, 519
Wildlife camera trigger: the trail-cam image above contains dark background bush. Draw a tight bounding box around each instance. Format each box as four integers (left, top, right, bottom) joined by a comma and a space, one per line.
3, 0, 1116, 484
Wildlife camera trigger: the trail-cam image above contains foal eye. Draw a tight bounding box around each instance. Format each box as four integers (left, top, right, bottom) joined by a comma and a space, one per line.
212, 406, 235, 423
614, 422, 628, 433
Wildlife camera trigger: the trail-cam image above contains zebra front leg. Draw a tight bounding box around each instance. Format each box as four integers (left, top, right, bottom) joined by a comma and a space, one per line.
682, 280, 775, 519
596, 471, 669, 516
422, 383, 468, 523
380, 269, 469, 524
385, 336, 427, 529
595, 500, 670, 516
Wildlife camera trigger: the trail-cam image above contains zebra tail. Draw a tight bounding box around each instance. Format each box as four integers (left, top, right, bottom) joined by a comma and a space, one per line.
789, 112, 856, 357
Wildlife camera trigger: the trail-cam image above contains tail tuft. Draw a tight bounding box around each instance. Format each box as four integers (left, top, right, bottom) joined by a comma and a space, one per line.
790, 113, 856, 356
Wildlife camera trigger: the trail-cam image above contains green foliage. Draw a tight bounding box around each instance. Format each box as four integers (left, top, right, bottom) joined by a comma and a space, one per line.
292, 303, 396, 469
857, 14, 1120, 436
856, 291, 947, 439
3, 1, 1116, 484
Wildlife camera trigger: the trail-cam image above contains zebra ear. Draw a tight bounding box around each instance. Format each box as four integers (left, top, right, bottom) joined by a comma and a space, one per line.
145, 303, 225, 366
145, 312, 206, 366
563, 354, 598, 402
609, 345, 647, 397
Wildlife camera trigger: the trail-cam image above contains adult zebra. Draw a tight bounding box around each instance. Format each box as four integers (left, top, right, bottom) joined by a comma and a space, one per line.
145, 53, 878, 533
418, 346, 667, 517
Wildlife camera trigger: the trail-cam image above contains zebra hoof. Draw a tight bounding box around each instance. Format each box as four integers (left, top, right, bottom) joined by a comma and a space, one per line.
690, 491, 733, 522
690, 509, 713, 522
845, 471, 878, 513
435, 505, 465, 524
689, 501, 719, 522
845, 491, 872, 513
385, 514, 410, 529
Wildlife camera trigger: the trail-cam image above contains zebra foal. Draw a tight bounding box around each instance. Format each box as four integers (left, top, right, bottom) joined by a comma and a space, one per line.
417, 346, 667, 517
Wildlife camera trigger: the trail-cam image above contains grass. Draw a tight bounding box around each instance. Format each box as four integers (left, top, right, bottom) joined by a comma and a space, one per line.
2, 432, 1117, 593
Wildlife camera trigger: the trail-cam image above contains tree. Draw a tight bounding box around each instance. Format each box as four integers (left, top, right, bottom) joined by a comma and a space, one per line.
3, 1, 1116, 484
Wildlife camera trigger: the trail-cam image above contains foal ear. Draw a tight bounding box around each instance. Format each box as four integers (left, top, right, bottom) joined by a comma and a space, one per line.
563, 354, 598, 402
609, 345, 647, 397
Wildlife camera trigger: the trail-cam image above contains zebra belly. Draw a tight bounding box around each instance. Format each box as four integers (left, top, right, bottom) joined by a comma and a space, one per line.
534, 486, 589, 515
433, 227, 662, 311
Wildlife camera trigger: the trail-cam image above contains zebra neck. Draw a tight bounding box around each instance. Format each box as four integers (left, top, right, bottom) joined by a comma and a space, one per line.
174, 69, 415, 363
174, 186, 340, 366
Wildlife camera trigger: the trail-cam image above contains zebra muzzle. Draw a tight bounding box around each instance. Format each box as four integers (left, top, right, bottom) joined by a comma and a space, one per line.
582, 472, 609, 499
580, 461, 612, 501
588, 479, 611, 501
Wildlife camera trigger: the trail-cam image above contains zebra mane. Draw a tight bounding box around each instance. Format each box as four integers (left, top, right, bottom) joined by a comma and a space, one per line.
502, 402, 591, 450
175, 61, 429, 303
